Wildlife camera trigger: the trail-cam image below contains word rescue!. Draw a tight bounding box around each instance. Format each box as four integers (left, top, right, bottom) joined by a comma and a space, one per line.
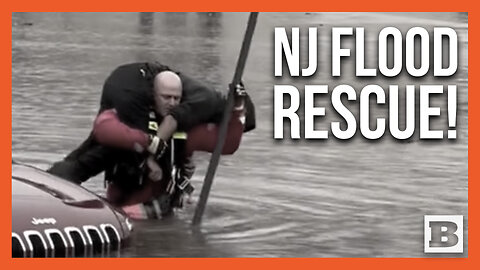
274, 26, 458, 140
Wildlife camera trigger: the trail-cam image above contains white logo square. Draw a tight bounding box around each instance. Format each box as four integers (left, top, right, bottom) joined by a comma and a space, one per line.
424, 215, 463, 253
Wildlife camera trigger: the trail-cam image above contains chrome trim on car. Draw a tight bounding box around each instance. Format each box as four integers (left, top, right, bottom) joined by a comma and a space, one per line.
100, 223, 121, 249
64, 226, 87, 257
23, 230, 48, 257
83, 225, 105, 256
44, 228, 69, 257
126, 218, 133, 231
12, 232, 26, 258
14, 224, 124, 257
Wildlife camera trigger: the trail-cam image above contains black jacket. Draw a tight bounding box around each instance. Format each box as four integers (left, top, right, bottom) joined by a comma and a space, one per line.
100, 62, 225, 131
48, 62, 226, 184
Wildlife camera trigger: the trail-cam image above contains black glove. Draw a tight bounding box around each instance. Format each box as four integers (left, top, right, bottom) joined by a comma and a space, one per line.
234, 81, 247, 97
233, 81, 247, 110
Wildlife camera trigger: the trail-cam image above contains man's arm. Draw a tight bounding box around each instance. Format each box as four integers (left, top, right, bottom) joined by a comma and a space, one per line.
170, 73, 226, 131
156, 115, 178, 141
93, 109, 168, 159
93, 109, 151, 153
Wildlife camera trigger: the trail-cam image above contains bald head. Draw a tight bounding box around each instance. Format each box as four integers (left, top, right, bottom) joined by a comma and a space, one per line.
154, 71, 182, 91
153, 71, 182, 117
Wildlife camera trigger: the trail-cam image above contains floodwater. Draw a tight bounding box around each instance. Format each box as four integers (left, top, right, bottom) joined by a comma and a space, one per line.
12, 12, 468, 257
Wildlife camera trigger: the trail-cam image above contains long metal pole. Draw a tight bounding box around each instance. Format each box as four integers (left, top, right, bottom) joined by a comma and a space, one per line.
192, 12, 259, 226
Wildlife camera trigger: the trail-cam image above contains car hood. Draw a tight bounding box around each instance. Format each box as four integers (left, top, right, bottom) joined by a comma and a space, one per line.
12, 164, 129, 235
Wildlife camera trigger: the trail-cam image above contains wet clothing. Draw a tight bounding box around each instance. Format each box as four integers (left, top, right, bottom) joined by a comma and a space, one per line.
94, 106, 246, 208
100, 62, 226, 131
48, 61, 255, 212
48, 62, 227, 185
47, 139, 119, 184
105, 136, 188, 207
92, 108, 245, 157
93, 109, 149, 152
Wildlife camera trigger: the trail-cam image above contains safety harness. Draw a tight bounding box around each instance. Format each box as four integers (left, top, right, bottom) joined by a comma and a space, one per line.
146, 110, 194, 211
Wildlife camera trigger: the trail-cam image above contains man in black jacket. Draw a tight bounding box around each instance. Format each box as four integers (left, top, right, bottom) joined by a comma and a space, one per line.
48, 62, 226, 185
49, 61, 255, 215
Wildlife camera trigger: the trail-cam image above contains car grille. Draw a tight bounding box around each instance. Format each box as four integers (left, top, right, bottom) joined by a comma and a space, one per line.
12, 224, 122, 257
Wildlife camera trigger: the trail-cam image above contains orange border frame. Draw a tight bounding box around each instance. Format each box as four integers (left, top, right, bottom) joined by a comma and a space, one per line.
3, 1, 475, 269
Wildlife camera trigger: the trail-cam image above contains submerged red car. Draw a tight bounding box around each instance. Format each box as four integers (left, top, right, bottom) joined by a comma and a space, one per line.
12, 162, 133, 257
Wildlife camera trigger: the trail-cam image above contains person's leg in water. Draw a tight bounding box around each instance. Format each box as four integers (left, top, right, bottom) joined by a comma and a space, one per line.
47, 136, 117, 184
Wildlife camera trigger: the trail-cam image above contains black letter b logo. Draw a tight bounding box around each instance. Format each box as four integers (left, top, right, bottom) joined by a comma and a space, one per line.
424, 215, 463, 253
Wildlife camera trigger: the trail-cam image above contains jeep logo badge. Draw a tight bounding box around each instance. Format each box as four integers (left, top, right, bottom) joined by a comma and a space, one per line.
31, 217, 57, 225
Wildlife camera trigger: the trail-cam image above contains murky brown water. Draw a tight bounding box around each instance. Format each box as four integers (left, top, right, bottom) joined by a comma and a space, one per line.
12, 12, 468, 257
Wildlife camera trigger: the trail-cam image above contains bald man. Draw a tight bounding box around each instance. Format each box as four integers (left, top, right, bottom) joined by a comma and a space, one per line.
91, 69, 247, 210
49, 61, 223, 177
153, 71, 182, 118
48, 62, 252, 211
